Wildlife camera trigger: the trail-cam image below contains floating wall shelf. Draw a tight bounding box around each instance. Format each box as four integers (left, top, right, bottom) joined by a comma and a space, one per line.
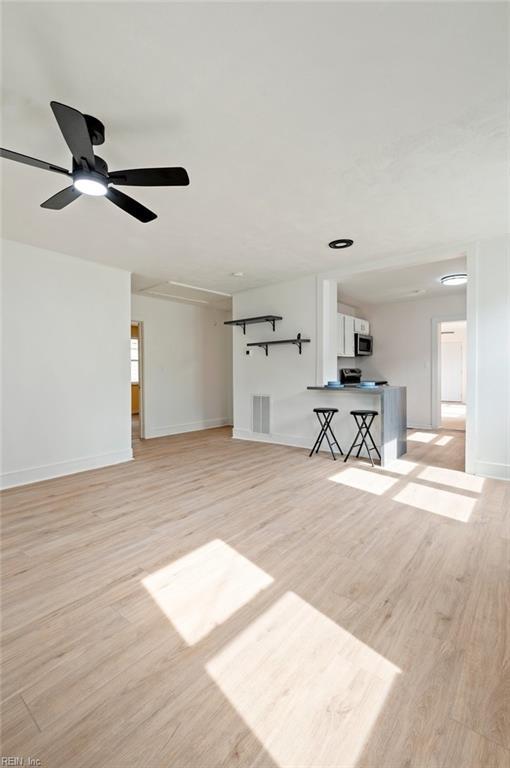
247, 333, 310, 356
224, 315, 282, 334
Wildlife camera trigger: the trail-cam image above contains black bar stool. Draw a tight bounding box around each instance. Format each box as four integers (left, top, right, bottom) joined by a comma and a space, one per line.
309, 408, 343, 460
344, 410, 381, 467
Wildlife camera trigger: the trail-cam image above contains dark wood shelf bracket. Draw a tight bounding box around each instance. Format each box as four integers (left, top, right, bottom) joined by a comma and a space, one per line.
224, 315, 282, 335
247, 333, 310, 356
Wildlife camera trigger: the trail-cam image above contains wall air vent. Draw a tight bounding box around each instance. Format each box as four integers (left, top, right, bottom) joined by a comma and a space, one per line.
252, 395, 270, 434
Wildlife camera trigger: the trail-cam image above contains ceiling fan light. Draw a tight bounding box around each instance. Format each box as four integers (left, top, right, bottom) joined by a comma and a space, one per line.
440, 273, 467, 286
74, 176, 107, 196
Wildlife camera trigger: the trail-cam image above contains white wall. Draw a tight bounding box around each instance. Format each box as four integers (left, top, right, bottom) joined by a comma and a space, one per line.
131, 294, 232, 438
466, 236, 510, 480
360, 293, 466, 428
232, 275, 319, 447
1, 239, 132, 488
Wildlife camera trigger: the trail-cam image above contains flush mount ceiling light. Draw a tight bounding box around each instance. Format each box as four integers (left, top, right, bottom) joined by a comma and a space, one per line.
73, 174, 107, 196
440, 273, 468, 286
329, 239, 354, 249
231, 272, 244, 277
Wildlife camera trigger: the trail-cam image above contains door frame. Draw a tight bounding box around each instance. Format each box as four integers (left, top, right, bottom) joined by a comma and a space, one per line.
131, 320, 145, 440
431, 313, 466, 430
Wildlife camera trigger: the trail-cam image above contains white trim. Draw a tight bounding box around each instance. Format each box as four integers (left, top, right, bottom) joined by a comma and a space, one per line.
473, 461, 510, 482
233, 428, 310, 451
407, 422, 434, 430
0, 449, 133, 490
465, 245, 478, 475
232, 428, 329, 452
146, 418, 231, 439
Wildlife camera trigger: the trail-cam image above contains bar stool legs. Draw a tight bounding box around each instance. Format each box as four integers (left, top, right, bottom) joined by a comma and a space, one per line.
309, 408, 343, 460
344, 410, 381, 467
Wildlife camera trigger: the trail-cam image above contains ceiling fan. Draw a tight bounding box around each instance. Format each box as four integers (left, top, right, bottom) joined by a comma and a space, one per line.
0, 101, 190, 223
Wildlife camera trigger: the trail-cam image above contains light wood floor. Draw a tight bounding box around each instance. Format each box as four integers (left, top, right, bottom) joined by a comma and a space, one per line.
440, 402, 466, 432
1, 427, 509, 767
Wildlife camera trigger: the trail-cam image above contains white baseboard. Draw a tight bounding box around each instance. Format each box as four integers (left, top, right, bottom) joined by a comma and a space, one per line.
1, 448, 133, 490
146, 418, 231, 439
233, 428, 312, 451
473, 460, 510, 481
407, 422, 433, 430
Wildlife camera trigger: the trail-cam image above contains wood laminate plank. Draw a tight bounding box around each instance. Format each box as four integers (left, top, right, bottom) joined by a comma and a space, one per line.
1, 695, 40, 754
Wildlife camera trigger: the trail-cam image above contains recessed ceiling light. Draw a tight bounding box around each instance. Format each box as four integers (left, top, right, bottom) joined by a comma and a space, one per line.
440, 273, 467, 286
329, 239, 354, 249
231, 272, 244, 277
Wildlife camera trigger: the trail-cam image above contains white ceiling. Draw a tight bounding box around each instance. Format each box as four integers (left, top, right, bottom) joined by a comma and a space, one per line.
338, 256, 467, 305
1, 3, 508, 293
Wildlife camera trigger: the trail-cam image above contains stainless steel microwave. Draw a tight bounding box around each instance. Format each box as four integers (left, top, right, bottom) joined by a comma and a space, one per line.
355, 333, 373, 356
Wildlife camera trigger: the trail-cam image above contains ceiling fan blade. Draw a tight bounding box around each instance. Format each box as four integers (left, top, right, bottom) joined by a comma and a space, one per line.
50, 101, 95, 170
40, 185, 82, 210
1, 148, 70, 176
106, 188, 157, 223
108, 167, 190, 186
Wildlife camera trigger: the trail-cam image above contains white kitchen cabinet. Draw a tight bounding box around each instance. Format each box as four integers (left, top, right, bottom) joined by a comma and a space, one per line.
354, 318, 370, 334
338, 313, 370, 356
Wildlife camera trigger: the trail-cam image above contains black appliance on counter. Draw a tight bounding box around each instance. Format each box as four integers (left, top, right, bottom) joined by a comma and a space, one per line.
340, 368, 362, 385
339, 368, 388, 386
355, 333, 373, 356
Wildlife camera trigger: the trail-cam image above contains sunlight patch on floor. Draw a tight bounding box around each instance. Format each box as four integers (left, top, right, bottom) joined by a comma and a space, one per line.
441, 402, 466, 418
379, 458, 418, 476
142, 539, 273, 645
440, 403, 466, 431
206, 591, 400, 768
329, 467, 398, 495
417, 465, 484, 493
408, 432, 438, 443
393, 482, 476, 522
435, 435, 453, 446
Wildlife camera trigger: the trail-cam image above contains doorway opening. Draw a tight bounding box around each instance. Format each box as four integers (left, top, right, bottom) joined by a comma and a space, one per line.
439, 320, 466, 431
131, 322, 144, 441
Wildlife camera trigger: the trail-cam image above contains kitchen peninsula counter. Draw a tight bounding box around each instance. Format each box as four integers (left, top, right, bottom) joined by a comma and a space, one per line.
306, 385, 407, 466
